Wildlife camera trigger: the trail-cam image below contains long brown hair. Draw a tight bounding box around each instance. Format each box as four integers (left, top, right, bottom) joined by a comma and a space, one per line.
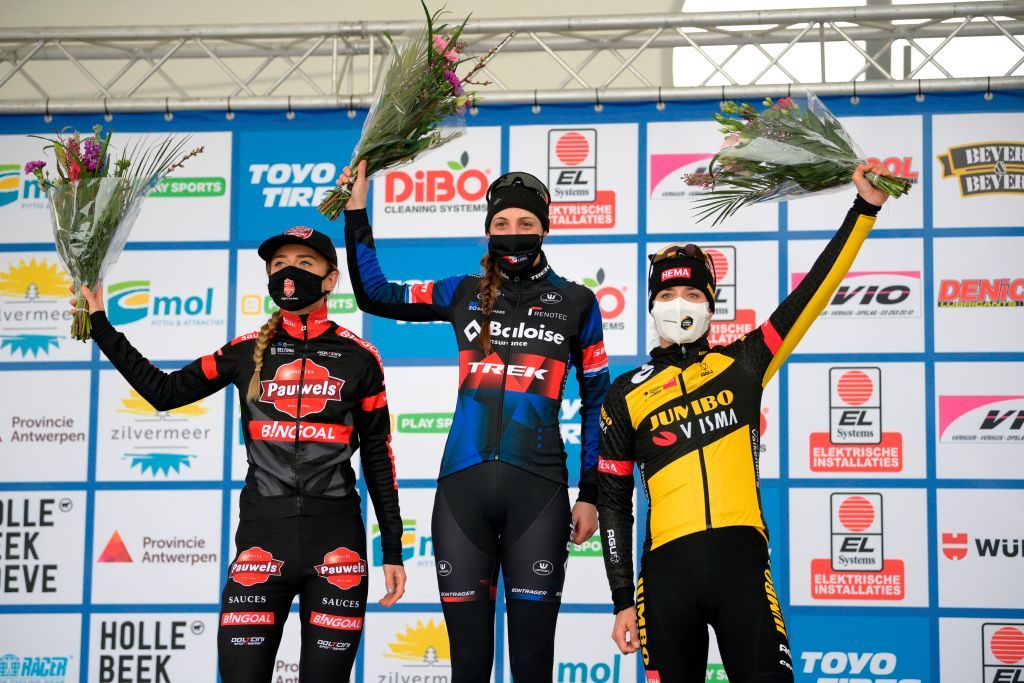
477, 253, 501, 355
246, 310, 283, 402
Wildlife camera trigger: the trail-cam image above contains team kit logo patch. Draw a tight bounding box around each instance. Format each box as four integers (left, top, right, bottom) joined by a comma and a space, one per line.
315, 547, 367, 590
259, 359, 345, 418
229, 547, 284, 586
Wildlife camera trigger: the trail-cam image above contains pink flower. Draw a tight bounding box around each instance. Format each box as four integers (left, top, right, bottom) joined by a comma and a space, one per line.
432, 34, 459, 63
722, 133, 741, 149
24, 160, 46, 175
776, 97, 793, 110
68, 162, 81, 181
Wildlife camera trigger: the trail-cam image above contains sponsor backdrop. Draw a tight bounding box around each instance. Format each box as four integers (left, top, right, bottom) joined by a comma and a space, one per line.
0, 92, 1022, 682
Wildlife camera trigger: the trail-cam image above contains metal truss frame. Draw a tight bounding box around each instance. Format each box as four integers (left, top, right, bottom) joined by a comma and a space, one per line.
1, 1, 1022, 114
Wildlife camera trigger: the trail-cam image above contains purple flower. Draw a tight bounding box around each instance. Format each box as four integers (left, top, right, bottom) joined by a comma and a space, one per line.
24, 160, 46, 175
82, 138, 102, 172
443, 70, 462, 93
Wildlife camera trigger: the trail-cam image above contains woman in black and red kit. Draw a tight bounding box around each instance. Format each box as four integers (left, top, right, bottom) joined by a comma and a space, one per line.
74, 227, 406, 682
336, 160, 610, 682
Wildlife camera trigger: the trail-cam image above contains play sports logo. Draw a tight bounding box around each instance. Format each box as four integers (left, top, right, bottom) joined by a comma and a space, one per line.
938, 277, 1024, 308
810, 368, 904, 473
984, 623, 1024, 682
792, 270, 922, 319
938, 141, 1024, 197
547, 128, 615, 228
938, 395, 1024, 443
811, 493, 906, 601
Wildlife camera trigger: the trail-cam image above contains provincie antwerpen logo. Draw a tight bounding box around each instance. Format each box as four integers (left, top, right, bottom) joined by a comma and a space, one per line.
938, 141, 1024, 196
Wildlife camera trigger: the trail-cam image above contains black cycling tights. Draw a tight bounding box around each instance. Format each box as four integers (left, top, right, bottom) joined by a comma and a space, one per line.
432, 461, 571, 683
217, 511, 368, 682
639, 526, 794, 683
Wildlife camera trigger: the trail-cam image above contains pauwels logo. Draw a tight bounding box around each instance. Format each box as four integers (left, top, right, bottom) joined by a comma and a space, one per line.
0, 257, 72, 357
315, 547, 366, 590
547, 129, 615, 229
811, 493, 906, 601
792, 270, 922, 319
702, 246, 757, 346
983, 623, 1024, 682
938, 141, 1024, 196
938, 395, 1024, 444
810, 368, 904, 473
229, 547, 284, 586
259, 359, 345, 418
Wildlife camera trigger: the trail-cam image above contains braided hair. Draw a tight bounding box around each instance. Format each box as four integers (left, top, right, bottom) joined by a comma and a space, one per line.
477, 253, 501, 355
246, 310, 283, 403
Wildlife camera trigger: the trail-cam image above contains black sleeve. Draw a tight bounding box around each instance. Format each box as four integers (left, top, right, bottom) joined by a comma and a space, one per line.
90, 311, 234, 411
354, 349, 404, 566
343, 208, 465, 323
727, 196, 881, 387
597, 376, 638, 613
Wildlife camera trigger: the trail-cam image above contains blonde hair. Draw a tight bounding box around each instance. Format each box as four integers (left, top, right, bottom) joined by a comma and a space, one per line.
477, 254, 501, 355
246, 310, 283, 402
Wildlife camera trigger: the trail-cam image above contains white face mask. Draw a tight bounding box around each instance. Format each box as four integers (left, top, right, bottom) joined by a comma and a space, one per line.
651, 297, 711, 345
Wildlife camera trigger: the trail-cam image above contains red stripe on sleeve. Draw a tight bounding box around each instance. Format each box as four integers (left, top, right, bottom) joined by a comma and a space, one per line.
408, 282, 435, 305
201, 354, 219, 381
761, 321, 783, 356
598, 458, 633, 476
361, 391, 388, 411
582, 342, 609, 374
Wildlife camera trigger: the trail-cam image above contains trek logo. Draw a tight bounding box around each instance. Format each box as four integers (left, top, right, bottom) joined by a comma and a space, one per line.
942, 532, 1024, 561
462, 319, 566, 345
220, 612, 275, 627
938, 278, 1024, 308
811, 493, 906, 601
314, 547, 366, 590
983, 623, 1024, 681
811, 368, 904, 473
384, 150, 488, 207
467, 361, 548, 380
792, 270, 922, 319
229, 547, 284, 586
259, 359, 345, 419
800, 651, 921, 682
547, 129, 616, 228
248, 162, 337, 208
938, 141, 1024, 196
938, 395, 1024, 443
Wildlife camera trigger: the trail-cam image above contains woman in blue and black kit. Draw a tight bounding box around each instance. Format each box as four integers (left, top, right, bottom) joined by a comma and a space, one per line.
337, 160, 610, 682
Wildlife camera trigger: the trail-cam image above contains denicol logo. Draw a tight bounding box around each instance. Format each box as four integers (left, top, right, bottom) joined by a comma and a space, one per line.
106, 280, 216, 326
938, 278, 1024, 308
938, 395, 1024, 443
810, 368, 904, 473
0, 258, 72, 357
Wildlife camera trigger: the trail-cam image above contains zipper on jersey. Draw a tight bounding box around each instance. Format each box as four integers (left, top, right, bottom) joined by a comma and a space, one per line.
492, 276, 523, 461
293, 317, 309, 515
677, 358, 713, 530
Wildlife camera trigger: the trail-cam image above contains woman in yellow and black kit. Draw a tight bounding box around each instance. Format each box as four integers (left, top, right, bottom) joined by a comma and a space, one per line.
596, 164, 891, 683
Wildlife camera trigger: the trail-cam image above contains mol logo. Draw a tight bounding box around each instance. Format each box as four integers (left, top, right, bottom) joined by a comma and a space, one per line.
556, 654, 623, 682
384, 151, 488, 206
811, 493, 906, 601
248, 162, 338, 208
792, 270, 922, 319
0, 258, 71, 357
583, 268, 627, 330
106, 280, 216, 326
939, 395, 1024, 444
372, 519, 434, 566
382, 619, 450, 668
984, 623, 1024, 682
811, 368, 904, 473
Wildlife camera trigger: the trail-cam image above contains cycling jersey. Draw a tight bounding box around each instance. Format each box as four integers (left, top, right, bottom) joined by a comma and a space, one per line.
598, 197, 881, 612
89, 303, 404, 564
344, 208, 610, 501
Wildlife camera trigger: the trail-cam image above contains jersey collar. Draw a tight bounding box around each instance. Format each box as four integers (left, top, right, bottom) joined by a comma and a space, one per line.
280, 300, 332, 340
650, 337, 710, 365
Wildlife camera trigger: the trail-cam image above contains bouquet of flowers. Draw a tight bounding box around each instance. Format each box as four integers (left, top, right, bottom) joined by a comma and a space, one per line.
685, 91, 912, 225
318, 1, 513, 220
25, 126, 202, 340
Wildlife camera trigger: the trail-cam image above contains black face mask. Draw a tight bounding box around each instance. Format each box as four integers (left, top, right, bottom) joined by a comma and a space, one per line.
488, 234, 543, 274
268, 266, 329, 312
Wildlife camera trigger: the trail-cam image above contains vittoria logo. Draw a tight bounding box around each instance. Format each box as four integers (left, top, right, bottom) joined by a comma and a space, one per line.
938, 395, 1024, 443
793, 270, 922, 319
314, 547, 366, 590
983, 623, 1024, 681
810, 368, 904, 473
811, 493, 906, 601
437, 560, 453, 577
229, 547, 284, 586
547, 129, 616, 228
540, 292, 563, 305
259, 359, 345, 418
220, 611, 275, 627
938, 278, 1024, 308
938, 142, 1024, 196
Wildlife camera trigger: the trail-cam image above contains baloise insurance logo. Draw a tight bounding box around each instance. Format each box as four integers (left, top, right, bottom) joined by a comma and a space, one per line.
0, 258, 72, 357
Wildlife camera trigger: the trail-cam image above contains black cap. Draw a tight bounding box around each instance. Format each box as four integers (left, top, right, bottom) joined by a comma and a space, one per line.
485, 172, 550, 232
258, 226, 338, 267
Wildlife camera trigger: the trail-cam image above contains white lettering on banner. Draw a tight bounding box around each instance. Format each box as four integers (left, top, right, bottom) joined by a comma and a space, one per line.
800, 651, 921, 682
467, 361, 547, 380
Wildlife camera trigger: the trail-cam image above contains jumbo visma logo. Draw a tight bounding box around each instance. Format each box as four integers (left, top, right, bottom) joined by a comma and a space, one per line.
107, 280, 216, 326
0, 258, 72, 357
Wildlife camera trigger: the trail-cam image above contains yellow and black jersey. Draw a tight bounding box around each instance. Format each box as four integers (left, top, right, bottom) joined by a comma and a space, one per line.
597, 198, 880, 611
